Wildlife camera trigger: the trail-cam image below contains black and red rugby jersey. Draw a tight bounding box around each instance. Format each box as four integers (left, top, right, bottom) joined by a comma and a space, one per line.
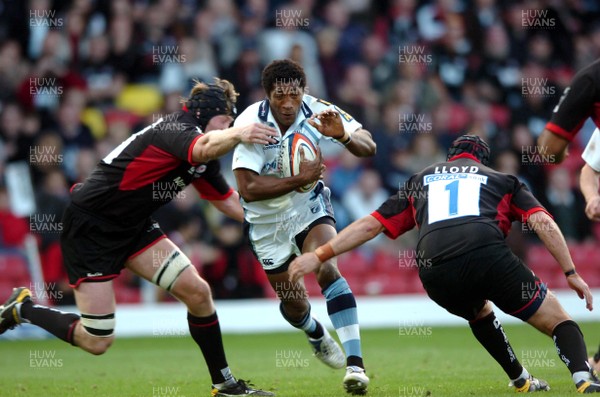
71, 111, 233, 224
371, 154, 550, 263
546, 58, 600, 142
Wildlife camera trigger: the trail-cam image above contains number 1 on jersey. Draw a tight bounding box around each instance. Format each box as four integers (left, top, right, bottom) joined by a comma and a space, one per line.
445, 180, 459, 216
424, 174, 488, 224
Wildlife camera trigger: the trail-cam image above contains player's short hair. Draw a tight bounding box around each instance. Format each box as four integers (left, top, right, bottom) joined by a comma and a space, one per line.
447, 135, 491, 166
261, 59, 306, 96
182, 78, 238, 130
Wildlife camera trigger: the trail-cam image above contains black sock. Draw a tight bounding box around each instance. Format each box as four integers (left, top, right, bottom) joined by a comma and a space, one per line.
470, 312, 522, 379
20, 301, 80, 345
594, 344, 600, 363
553, 320, 589, 374
307, 320, 324, 339
188, 312, 231, 385
347, 355, 364, 368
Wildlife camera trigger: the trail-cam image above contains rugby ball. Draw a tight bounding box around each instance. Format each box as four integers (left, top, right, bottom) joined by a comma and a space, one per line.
279, 133, 318, 193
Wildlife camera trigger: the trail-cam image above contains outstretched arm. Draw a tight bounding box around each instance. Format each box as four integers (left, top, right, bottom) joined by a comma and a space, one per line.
192, 123, 277, 163
537, 129, 569, 164
289, 215, 385, 282
527, 211, 593, 310
581, 164, 600, 221
307, 109, 376, 157
209, 191, 244, 223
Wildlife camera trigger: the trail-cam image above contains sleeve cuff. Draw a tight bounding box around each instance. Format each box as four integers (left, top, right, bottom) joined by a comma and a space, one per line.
187, 134, 203, 164
545, 122, 576, 142
370, 211, 399, 239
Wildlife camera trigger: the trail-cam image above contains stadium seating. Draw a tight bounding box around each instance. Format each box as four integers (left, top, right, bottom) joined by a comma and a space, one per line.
0, 251, 32, 302
0, 241, 596, 305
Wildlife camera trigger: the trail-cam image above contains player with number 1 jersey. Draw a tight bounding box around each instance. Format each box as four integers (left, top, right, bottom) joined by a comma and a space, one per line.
289, 135, 600, 393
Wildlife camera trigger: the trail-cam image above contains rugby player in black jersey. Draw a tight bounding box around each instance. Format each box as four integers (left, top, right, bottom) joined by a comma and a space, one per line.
537, 58, 600, 372
538, 58, 600, 163
290, 135, 600, 393
0, 79, 280, 396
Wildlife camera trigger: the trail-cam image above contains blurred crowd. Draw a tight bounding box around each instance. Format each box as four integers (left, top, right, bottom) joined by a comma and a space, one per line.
1, 0, 600, 301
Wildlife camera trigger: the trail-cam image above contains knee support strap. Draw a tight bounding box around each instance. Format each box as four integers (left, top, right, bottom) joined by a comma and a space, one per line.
80, 313, 115, 337
151, 250, 191, 291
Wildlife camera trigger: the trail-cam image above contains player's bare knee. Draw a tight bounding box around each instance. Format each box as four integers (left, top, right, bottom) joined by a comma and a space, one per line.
76, 314, 116, 355
85, 335, 114, 355
280, 297, 309, 320
473, 302, 493, 320
180, 277, 212, 310
314, 261, 340, 287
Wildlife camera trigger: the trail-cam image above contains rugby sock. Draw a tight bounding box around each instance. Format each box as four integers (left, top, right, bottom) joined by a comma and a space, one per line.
469, 311, 522, 379
552, 320, 591, 383
187, 312, 235, 387
323, 277, 363, 368
279, 302, 324, 339
18, 301, 80, 344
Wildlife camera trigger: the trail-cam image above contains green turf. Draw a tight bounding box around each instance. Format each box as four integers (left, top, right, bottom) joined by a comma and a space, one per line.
1, 323, 599, 397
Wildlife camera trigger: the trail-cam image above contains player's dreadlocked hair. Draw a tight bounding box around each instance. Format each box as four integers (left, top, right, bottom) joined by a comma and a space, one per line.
261, 59, 306, 95
447, 135, 491, 166
182, 78, 238, 131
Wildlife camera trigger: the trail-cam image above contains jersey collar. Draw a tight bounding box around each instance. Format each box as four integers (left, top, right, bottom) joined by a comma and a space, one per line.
448, 153, 481, 163
258, 97, 313, 136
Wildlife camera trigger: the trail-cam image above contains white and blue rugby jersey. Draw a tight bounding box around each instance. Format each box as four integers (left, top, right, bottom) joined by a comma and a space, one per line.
232, 94, 362, 224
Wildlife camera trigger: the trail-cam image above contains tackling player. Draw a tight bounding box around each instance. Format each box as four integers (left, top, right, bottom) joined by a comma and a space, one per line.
538, 58, 600, 163
580, 129, 600, 221
232, 59, 376, 395
290, 135, 600, 393
579, 128, 600, 372
0, 79, 277, 396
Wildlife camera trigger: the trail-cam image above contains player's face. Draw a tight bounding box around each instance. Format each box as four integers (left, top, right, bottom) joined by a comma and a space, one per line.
204, 114, 234, 132
268, 83, 304, 130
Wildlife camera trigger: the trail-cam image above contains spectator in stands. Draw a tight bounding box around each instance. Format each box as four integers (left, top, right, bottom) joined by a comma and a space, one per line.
50, 89, 94, 181
0, 103, 34, 163
35, 169, 74, 305
541, 167, 590, 242
81, 34, 125, 107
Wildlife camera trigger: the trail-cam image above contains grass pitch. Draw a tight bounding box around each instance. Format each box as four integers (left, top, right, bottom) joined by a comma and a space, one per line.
1, 323, 598, 397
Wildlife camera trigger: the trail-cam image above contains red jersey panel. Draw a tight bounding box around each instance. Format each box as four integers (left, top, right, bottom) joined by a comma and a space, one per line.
71, 111, 232, 224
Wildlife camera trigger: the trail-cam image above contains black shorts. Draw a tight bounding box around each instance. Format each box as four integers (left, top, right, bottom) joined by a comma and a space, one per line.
61, 204, 165, 287
418, 243, 547, 321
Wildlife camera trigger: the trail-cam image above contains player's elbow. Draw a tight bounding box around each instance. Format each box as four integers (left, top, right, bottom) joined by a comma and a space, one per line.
237, 185, 258, 203
363, 216, 384, 239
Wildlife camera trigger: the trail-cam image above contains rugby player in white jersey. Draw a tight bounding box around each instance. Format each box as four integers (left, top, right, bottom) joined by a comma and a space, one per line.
232, 59, 376, 395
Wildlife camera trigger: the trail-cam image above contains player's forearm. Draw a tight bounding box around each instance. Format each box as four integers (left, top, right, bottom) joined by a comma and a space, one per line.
345, 129, 376, 157
210, 191, 244, 222
537, 129, 569, 164
192, 127, 242, 163
528, 211, 575, 273
316, 215, 385, 261
236, 173, 313, 202
580, 164, 600, 204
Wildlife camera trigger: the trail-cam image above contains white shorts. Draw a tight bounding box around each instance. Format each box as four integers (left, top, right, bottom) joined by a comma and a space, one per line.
245, 184, 335, 273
